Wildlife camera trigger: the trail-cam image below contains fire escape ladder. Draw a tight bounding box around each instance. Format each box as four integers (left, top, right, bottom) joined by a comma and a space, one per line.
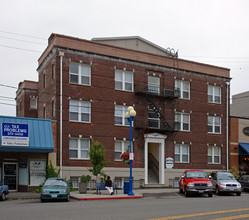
145, 93, 172, 131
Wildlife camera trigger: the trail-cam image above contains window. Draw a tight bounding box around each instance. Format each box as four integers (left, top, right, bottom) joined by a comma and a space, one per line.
175, 80, 190, 99
30, 97, 37, 109
148, 76, 160, 94
52, 64, 55, 80
175, 144, 189, 163
43, 73, 46, 88
69, 138, 90, 159
148, 109, 160, 128
175, 112, 190, 131
208, 146, 221, 164
208, 116, 221, 134
208, 85, 221, 104
114, 140, 130, 161
115, 69, 133, 92
69, 100, 91, 122
43, 106, 46, 119
69, 63, 91, 86
115, 105, 129, 126
52, 100, 56, 117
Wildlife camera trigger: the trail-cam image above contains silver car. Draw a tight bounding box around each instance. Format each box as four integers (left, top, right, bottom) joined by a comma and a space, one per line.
210, 171, 241, 196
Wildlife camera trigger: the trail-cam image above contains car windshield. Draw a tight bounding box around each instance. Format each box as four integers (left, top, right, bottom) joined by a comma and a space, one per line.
44, 179, 67, 186
218, 173, 235, 180
186, 171, 207, 179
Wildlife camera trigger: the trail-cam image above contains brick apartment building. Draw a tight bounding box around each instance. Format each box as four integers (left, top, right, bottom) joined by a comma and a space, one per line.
18, 33, 231, 187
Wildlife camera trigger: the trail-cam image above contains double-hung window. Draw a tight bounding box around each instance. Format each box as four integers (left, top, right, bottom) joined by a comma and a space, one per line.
175, 112, 190, 131
69, 100, 91, 123
115, 105, 129, 126
208, 116, 221, 134
69, 63, 91, 86
115, 69, 133, 92
30, 97, 37, 109
175, 144, 189, 163
69, 138, 90, 159
208, 146, 221, 164
175, 80, 190, 99
114, 140, 130, 161
148, 76, 160, 95
148, 109, 160, 128
208, 85, 221, 104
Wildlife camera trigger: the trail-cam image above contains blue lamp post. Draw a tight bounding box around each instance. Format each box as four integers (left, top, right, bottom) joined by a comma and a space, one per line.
125, 106, 136, 196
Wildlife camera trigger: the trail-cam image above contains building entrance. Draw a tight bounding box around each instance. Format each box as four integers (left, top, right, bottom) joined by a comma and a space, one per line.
3, 163, 17, 191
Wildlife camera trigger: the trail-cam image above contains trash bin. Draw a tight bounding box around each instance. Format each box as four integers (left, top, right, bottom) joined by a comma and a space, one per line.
123, 182, 129, 194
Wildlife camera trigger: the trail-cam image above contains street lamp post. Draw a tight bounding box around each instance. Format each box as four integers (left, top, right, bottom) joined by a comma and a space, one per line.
126, 106, 136, 196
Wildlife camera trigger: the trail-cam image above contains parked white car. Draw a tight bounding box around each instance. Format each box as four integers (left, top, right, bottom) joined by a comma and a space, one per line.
210, 171, 241, 196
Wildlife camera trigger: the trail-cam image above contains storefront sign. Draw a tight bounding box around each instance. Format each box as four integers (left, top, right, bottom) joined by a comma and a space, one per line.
243, 127, 249, 136
1, 122, 29, 146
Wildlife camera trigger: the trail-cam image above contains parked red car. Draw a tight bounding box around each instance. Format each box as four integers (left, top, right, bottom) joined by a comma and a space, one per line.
179, 170, 214, 197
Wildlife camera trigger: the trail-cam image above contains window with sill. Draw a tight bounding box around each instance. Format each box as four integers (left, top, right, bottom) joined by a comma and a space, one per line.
175, 112, 190, 131
208, 116, 221, 134
30, 97, 37, 109
148, 76, 160, 95
148, 109, 160, 129
69, 138, 90, 159
69, 100, 91, 123
114, 140, 130, 161
208, 146, 221, 164
175, 80, 190, 99
69, 63, 91, 86
208, 85, 221, 104
115, 105, 129, 126
115, 69, 133, 92
175, 144, 189, 163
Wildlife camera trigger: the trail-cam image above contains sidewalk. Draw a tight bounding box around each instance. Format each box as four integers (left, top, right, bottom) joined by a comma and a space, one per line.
7, 188, 179, 201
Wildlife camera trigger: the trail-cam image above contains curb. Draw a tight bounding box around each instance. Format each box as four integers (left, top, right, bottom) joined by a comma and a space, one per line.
75, 196, 143, 200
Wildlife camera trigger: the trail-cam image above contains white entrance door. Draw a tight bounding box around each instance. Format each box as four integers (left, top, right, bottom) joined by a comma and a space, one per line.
144, 133, 167, 184
3, 163, 18, 191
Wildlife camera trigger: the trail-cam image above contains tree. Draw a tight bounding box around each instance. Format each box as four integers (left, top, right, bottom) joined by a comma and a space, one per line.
89, 141, 108, 178
46, 160, 60, 179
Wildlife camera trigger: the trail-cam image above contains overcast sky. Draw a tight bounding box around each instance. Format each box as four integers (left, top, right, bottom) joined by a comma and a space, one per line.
0, 0, 248, 116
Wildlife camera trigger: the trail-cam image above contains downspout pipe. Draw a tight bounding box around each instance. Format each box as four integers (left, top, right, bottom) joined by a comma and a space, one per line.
226, 81, 230, 172
59, 51, 64, 178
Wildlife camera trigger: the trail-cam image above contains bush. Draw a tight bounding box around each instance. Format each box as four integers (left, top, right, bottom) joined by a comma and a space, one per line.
80, 175, 91, 183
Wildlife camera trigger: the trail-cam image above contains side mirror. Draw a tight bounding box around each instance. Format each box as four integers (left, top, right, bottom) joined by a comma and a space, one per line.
181, 176, 184, 179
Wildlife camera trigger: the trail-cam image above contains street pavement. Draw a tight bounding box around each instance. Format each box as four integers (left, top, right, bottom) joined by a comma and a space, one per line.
7, 187, 179, 200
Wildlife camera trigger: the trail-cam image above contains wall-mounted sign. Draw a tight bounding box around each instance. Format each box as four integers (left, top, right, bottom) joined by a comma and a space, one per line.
166, 157, 174, 169
1, 122, 29, 146
243, 127, 249, 137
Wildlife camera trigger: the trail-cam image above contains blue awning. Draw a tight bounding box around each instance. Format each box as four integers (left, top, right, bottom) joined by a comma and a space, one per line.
0, 116, 54, 153
239, 143, 249, 156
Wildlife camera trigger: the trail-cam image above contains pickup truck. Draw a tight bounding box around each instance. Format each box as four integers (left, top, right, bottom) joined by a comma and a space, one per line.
0, 184, 9, 201
179, 169, 214, 197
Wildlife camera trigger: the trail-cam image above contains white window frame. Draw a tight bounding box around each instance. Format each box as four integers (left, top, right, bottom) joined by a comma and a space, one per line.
69, 100, 91, 123
69, 138, 90, 160
175, 112, 190, 131
69, 63, 91, 86
30, 97, 37, 109
114, 140, 131, 161
208, 116, 221, 134
148, 76, 160, 95
208, 146, 221, 164
115, 69, 133, 92
208, 85, 221, 104
175, 144, 190, 163
175, 80, 190, 99
115, 105, 129, 126
148, 109, 160, 129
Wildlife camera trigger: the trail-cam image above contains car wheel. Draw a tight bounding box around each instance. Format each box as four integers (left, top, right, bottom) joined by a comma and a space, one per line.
184, 188, 189, 197
216, 187, 220, 195
0, 192, 6, 201
236, 192, 241, 196
41, 198, 45, 203
208, 193, 213, 197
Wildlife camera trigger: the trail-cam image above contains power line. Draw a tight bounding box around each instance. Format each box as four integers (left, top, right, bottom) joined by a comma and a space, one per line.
0, 44, 42, 53
0, 36, 47, 45
0, 30, 47, 40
